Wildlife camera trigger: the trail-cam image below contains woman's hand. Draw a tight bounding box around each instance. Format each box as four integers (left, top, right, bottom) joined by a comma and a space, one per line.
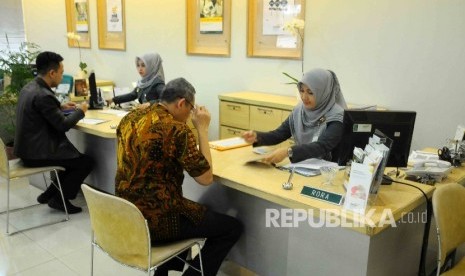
241, 130, 257, 144
261, 148, 288, 164
138, 102, 150, 109
105, 98, 113, 107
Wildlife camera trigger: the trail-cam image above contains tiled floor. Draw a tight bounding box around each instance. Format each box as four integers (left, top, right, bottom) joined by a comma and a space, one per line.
0, 178, 255, 276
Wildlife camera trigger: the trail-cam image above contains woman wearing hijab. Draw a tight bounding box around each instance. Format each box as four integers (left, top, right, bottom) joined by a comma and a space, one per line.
108, 52, 165, 109
242, 68, 347, 164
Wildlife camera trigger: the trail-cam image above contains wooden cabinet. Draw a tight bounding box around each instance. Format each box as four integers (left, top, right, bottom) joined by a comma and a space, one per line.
218, 91, 298, 139
250, 105, 283, 131
219, 101, 250, 129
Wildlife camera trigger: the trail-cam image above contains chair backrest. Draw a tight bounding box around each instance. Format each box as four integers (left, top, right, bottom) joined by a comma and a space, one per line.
81, 184, 151, 269
0, 138, 9, 179
432, 182, 465, 266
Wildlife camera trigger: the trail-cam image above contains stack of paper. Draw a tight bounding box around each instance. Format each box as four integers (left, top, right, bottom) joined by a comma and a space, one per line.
209, 137, 249, 151
280, 158, 342, 177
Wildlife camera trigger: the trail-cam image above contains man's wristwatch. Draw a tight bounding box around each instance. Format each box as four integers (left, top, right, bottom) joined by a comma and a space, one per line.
287, 147, 293, 158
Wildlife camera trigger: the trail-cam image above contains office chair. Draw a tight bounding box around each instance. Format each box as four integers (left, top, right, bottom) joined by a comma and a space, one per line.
81, 184, 205, 276
432, 183, 465, 275
0, 138, 69, 235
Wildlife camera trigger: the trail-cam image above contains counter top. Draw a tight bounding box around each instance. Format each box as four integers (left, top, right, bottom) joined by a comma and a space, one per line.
210, 145, 435, 236
74, 109, 123, 138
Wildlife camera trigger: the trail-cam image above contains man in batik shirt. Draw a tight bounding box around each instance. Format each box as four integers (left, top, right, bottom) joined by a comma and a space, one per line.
116, 78, 242, 276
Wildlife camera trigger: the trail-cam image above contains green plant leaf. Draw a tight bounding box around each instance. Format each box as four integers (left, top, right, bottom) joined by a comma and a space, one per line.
282, 72, 299, 85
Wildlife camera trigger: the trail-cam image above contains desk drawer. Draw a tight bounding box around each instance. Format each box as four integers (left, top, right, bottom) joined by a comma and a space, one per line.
281, 110, 291, 122
220, 101, 250, 129
220, 126, 245, 139
250, 105, 282, 132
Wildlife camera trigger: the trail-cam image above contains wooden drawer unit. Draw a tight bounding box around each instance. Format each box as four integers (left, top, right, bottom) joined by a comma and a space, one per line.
220, 101, 250, 129
220, 126, 245, 139
219, 91, 297, 139
218, 91, 381, 140
250, 105, 283, 132
281, 110, 291, 122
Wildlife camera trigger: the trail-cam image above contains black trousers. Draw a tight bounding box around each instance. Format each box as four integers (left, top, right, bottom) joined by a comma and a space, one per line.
153, 210, 243, 276
22, 154, 94, 199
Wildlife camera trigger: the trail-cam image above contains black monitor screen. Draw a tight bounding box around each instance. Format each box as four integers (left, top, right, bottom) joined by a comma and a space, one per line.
337, 110, 416, 168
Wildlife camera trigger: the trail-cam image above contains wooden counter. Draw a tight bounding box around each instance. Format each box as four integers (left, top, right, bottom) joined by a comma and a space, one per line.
66, 110, 465, 275
210, 146, 434, 236
74, 109, 123, 138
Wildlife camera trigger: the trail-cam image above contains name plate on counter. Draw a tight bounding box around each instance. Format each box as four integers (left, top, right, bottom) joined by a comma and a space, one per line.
301, 186, 343, 205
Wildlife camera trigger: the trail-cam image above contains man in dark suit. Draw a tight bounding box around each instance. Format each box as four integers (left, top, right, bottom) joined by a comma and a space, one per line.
14, 51, 93, 214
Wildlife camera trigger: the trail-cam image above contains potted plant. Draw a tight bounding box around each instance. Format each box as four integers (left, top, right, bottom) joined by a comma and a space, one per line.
0, 40, 41, 158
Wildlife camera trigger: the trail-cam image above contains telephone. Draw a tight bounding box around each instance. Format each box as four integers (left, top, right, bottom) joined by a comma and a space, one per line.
406, 160, 452, 182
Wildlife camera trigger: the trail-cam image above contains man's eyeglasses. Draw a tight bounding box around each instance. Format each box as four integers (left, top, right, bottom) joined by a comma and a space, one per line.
183, 98, 196, 111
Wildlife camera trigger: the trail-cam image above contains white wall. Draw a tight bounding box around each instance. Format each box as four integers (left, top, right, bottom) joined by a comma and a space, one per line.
21, 0, 465, 149
0, 0, 25, 50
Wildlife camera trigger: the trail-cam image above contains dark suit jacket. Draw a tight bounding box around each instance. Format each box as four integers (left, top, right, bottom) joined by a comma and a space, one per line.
14, 77, 85, 160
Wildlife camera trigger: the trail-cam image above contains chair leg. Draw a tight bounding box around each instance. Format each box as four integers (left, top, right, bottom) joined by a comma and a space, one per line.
196, 242, 204, 276
41, 173, 48, 189
6, 178, 10, 234
4, 170, 69, 235
52, 169, 69, 220
91, 231, 95, 276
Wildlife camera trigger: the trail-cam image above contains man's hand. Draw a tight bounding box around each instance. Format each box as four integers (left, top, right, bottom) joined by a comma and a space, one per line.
191, 105, 211, 132
77, 102, 89, 113
61, 101, 77, 110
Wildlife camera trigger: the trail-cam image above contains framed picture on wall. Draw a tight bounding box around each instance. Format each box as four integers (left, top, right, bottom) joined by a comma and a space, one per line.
97, 0, 126, 50
186, 0, 231, 57
247, 0, 305, 59
65, 0, 91, 48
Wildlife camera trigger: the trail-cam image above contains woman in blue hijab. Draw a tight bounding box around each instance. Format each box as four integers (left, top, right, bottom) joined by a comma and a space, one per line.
242, 68, 347, 164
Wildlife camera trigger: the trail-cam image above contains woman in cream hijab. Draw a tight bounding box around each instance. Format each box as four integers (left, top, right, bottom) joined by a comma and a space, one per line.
108, 52, 165, 109
242, 68, 347, 164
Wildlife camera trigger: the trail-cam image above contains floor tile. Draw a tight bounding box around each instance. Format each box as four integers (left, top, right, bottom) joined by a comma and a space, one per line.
0, 231, 54, 275
0, 179, 255, 276
9, 259, 79, 276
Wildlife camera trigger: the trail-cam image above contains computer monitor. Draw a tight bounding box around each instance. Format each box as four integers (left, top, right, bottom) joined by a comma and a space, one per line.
88, 72, 105, 109
337, 110, 416, 168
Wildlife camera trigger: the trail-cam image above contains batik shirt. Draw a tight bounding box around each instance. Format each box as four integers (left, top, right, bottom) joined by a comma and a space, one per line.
115, 104, 210, 242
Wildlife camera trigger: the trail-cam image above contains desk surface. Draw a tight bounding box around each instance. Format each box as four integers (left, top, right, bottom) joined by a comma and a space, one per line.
211, 146, 435, 236
74, 109, 122, 138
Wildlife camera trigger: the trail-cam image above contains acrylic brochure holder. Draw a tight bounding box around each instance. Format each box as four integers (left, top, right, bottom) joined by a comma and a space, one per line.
343, 130, 392, 214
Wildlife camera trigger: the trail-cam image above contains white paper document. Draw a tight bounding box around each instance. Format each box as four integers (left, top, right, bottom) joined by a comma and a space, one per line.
79, 118, 108, 125
98, 109, 129, 117
280, 158, 342, 177
282, 158, 342, 170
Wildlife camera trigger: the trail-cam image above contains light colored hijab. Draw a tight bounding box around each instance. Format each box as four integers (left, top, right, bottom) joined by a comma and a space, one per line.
289, 68, 347, 145
136, 52, 164, 89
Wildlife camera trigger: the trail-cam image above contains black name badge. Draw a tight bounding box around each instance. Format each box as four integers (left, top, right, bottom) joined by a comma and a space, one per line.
301, 186, 343, 205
